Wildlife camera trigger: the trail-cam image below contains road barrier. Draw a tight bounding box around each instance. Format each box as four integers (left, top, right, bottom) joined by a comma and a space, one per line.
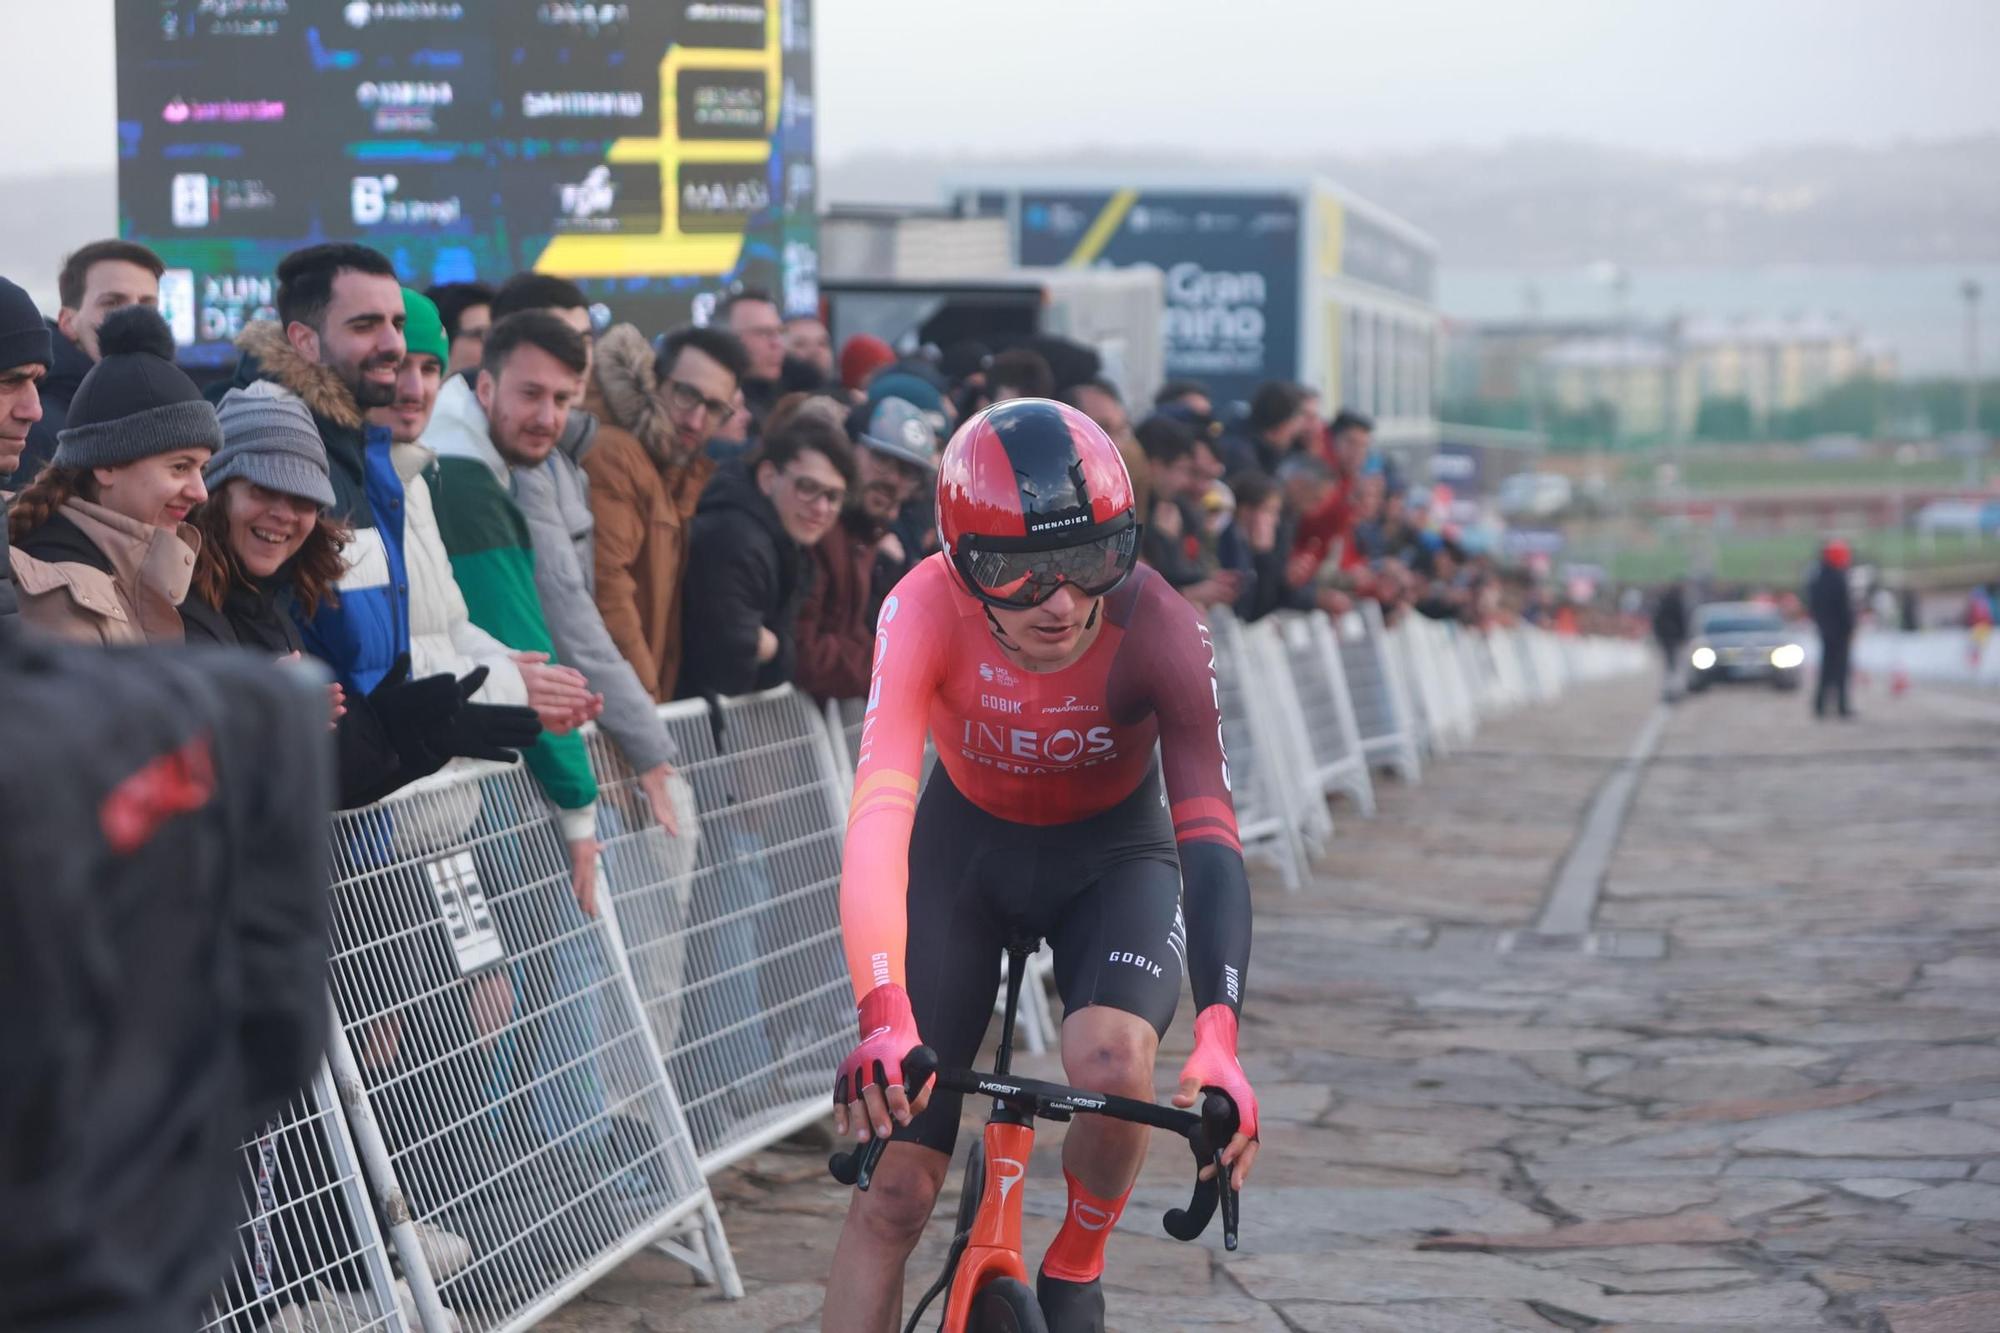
1336, 601, 1423, 784
1270, 610, 1377, 817
209, 608, 1645, 1329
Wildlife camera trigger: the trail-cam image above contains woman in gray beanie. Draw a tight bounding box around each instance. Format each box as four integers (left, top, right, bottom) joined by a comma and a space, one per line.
7, 305, 220, 643
186, 383, 541, 810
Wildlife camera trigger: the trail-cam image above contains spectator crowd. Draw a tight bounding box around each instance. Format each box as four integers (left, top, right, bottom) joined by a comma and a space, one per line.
0, 238, 1601, 1327
2, 240, 1560, 787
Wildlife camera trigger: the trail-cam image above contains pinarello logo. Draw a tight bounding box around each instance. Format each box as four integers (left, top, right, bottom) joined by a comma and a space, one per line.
993, 1157, 1026, 1204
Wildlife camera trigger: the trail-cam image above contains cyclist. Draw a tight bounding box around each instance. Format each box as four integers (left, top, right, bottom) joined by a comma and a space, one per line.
826, 398, 1260, 1332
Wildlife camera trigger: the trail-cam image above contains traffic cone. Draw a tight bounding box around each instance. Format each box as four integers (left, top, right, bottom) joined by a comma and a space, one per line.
1891, 668, 1909, 698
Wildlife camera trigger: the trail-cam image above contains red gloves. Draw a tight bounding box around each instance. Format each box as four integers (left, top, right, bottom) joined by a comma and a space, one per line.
1176, 1005, 1260, 1144
834, 984, 924, 1109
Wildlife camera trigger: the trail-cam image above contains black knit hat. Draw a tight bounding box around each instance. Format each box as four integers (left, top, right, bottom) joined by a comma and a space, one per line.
0, 276, 51, 372
53, 306, 222, 469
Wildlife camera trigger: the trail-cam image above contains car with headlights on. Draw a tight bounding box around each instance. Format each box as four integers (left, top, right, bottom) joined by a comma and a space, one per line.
1685, 602, 1806, 692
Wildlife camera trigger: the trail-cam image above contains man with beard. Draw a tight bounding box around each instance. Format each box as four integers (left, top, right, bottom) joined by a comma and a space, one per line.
581, 323, 747, 701
427, 312, 608, 914
220, 243, 414, 695
460, 275, 684, 834
792, 397, 938, 703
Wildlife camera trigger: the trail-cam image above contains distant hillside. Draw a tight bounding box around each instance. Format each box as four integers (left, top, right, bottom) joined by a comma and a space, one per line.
11, 138, 1996, 309
826, 137, 2000, 267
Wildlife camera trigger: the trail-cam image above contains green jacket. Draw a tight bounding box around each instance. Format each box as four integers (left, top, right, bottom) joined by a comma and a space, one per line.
425, 376, 598, 839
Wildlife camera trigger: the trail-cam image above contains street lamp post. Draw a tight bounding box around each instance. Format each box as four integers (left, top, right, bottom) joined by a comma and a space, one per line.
1964, 279, 1983, 434
1965, 279, 1984, 489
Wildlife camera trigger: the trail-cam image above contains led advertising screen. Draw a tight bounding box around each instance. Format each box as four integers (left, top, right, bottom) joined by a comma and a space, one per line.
117, 1, 817, 365
1003, 190, 1301, 408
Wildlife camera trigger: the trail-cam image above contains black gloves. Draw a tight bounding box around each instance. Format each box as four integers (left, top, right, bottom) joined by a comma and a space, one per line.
439, 667, 543, 762
366, 655, 544, 778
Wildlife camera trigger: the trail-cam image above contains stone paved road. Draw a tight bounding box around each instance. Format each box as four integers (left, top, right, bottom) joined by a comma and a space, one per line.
551, 673, 2000, 1332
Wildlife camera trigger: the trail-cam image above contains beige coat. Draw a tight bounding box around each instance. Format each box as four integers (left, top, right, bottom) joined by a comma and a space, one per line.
8, 498, 200, 644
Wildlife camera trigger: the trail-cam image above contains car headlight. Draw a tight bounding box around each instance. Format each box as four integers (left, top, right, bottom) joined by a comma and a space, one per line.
1690, 646, 1717, 670
1771, 643, 1805, 670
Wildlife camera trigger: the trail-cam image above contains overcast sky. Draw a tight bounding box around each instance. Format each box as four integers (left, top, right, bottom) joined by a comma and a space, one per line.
3, 0, 1997, 175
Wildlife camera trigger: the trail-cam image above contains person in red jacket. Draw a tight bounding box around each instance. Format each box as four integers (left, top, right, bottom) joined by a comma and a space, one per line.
792, 395, 940, 702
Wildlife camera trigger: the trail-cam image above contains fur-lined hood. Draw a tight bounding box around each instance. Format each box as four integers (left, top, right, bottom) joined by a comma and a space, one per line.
234, 320, 365, 431
589, 323, 674, 462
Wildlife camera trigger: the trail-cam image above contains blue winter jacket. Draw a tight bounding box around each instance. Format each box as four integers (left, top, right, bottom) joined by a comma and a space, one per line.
226, 322, 410, 694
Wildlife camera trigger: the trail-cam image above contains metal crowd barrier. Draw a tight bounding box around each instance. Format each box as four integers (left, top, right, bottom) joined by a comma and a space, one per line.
1269, 610, 1377, 817
1206, 609, 1312, 889
1336, 601, 1423, 783
587, 689, 851, 1176
318, 752, 732, 1332
204, 1063, 405, 1333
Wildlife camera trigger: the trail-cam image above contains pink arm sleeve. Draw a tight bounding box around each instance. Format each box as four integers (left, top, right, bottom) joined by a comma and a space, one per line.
838, 579, 947, 1003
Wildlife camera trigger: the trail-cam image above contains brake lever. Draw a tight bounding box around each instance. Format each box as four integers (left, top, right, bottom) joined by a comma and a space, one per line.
828, 1135, 889, 1190
828, 1046, 939, 1192
1162, 1089, 1241, 1246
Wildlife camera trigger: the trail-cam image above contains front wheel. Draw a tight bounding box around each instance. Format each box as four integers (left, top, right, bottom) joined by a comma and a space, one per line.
971, 1276, 1050, 1333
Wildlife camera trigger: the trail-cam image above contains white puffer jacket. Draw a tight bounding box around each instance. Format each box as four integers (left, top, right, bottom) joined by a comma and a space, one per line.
394, 439, 531, 704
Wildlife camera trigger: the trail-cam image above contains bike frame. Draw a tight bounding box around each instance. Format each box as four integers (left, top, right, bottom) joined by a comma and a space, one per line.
939, 936, 1042, 1332
940, 1118, 1036, 1331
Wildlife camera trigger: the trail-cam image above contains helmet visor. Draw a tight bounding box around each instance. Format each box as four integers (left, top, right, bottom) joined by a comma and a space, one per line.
957, 525, 1140, 609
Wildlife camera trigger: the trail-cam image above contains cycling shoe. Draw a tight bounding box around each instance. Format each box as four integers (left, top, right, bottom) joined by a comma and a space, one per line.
1035, 1269, 1105, 1333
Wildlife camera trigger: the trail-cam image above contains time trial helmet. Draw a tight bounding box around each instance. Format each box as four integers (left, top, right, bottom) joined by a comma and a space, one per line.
936, 397, 1138, 609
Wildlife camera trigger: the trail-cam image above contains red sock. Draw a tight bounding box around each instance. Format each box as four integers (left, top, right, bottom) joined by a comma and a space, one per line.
1039, 1169, 1131, 1283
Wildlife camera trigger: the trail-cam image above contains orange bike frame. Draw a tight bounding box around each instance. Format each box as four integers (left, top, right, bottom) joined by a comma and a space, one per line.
938, 1119, 1037, 1332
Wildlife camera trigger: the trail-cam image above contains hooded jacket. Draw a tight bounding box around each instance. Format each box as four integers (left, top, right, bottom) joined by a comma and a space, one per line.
577, 323, 715, 701
0, 621, 331, 1332
424, 374, 598, 839
12, 320, 91, 485
9, 498, 199, 645
678, 460, 809, 700
227, 322, 410, 695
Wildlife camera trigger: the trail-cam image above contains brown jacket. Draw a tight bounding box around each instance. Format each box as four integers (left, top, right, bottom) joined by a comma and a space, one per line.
577, 323, 716, 702
8, 497, 199, 645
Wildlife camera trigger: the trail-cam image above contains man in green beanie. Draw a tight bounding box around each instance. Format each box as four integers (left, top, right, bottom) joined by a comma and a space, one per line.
370, 285, 451, 447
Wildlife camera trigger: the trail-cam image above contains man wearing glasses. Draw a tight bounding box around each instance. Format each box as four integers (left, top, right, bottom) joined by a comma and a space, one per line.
677, 413, 856, 701
581, 324, 749, 701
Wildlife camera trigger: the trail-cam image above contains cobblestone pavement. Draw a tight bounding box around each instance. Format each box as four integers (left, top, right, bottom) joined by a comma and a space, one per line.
551, 673, 2000, 1332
